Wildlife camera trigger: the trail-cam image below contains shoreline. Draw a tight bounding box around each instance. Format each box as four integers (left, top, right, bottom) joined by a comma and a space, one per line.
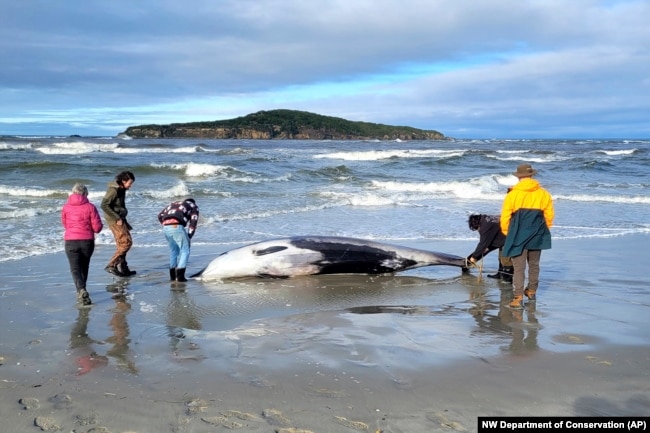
1, 235, 648, 432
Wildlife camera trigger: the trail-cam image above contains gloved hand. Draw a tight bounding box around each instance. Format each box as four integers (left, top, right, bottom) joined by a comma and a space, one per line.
462, 256, 473, 273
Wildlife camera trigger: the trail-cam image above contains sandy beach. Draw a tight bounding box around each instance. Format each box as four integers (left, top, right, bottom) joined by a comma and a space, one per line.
1, 235, 648, 432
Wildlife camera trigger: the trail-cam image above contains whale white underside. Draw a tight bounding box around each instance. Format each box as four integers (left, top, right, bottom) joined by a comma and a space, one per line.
192, 236, 467, 281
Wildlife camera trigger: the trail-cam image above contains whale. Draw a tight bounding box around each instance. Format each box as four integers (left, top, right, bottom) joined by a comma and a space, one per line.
191, 235, 469, 281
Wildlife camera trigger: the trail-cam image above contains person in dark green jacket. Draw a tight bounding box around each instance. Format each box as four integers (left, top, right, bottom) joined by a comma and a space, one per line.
101, 171, 136, 277
500, 164, 554, 309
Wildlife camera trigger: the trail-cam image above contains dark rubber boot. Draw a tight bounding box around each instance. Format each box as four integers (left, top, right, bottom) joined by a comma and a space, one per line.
176, 268, 188, 282
120, 263, 136, 277
501, 266, 514, 283
169, 268, 176, 281
488, 264, 503, 279
105, 265, 123, 277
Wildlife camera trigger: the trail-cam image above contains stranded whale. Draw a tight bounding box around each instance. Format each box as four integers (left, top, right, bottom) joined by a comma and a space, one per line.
191, 235, 469, 281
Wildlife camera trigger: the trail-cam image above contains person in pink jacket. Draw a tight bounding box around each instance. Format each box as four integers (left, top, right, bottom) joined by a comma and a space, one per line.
62, 183, 103, 306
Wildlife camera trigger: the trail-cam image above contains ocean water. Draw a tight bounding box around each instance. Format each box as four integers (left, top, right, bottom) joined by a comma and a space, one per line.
0, 136, 648, 263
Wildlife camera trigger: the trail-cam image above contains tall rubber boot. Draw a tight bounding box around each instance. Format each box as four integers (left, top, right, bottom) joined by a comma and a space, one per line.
119, 262, 136, 277
169, 268, 176, 281
501, 266, 514, 283
488, 264, 503, 279
175, 268, 188, 282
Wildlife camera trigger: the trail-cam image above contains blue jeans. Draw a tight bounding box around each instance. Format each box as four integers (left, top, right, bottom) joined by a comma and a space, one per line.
163, 225, 191, 269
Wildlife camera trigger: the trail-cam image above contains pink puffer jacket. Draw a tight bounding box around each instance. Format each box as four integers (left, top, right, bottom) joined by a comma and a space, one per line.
61, 193, 103, 240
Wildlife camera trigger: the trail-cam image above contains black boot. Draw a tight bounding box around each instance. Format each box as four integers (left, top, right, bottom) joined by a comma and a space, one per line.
169, 268, 176, 281
119, 263, 136, 277
501, 266, 514, 283
488, 264, 503, 279
105, 265, 123, 277
175, 268, 187, 282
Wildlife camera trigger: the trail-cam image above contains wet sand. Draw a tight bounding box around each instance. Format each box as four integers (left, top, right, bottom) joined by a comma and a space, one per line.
0, 236, 648, 432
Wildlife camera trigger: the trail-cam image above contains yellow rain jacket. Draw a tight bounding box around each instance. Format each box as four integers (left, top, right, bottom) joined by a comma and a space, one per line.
500, 178, 554, 257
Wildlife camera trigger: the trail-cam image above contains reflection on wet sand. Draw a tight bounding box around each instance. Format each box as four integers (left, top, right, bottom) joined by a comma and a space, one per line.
106, 298, 138, 374
69, 272, 544, 379
501, 295, 539, 355
166, 291, 205, 362
343, 282, 541, 356
68, 281, 139, 376
467, 285, 541, 355
69, 308, 108, 376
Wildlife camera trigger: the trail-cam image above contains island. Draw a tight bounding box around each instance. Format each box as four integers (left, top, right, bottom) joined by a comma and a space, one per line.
122, 109, 446, 140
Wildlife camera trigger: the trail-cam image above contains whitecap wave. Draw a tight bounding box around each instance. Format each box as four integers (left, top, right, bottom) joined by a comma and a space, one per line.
314, 149, 466, 161
0, 185, 61, 197
595, 149, 636, 156
143, 182, 191, 199
35, 141, 119, 154
0, 142, 33, 150
116, 146, 201, 154
555, 194, 650, 204
152, 162, 231, 177
370, 177, 508, 201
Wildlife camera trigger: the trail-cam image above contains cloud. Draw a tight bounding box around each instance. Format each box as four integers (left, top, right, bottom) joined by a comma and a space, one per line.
0, 0, 648, 137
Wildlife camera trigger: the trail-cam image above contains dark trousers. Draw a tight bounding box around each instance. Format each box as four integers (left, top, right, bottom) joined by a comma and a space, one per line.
65, 240, 95, 292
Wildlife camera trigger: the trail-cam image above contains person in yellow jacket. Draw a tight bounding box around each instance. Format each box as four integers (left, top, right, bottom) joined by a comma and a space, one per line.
500, 164, 554, 309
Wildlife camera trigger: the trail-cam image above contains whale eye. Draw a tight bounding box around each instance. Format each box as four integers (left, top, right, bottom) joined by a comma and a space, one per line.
254, 246, 288, 256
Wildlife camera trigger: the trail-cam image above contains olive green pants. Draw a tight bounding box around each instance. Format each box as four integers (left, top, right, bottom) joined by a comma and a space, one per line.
510, 249, 541, 297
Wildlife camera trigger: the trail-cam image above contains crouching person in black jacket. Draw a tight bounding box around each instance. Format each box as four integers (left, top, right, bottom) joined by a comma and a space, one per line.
467, 214, 513, 282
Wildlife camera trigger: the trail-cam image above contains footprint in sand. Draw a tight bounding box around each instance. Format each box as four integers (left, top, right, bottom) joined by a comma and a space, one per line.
74, 412, 99, 427
34, 416, 60, 431
201, 410, 260, 429
185, 398, 210, 414
333, 415, 369, 431
426, 412, 467, 431
262, 408, 293, 427
48, 393, 73, 410
221, 410, 258, 421
201, 415, 244, 429
586, 355, 612, 366
19, 397, 40, 410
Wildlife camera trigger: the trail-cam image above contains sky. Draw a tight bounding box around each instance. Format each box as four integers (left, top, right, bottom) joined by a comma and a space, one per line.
1, 0, 648, 139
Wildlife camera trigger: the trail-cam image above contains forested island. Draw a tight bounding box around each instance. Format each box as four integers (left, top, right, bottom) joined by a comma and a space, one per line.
122, 109, 446, 140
